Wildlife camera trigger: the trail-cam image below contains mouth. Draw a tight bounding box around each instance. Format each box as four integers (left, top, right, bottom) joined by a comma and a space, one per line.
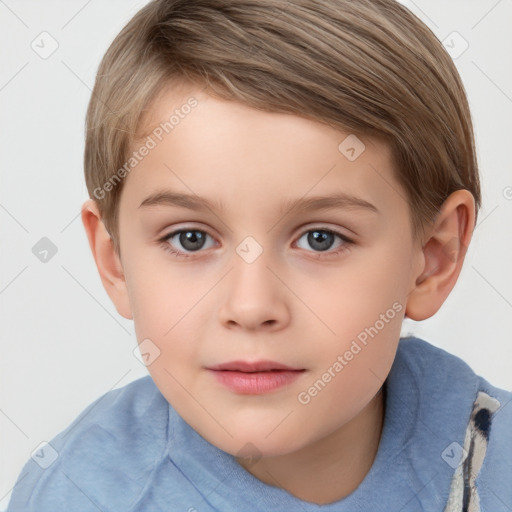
207, 360, 303, 372
206, 360, 306, 394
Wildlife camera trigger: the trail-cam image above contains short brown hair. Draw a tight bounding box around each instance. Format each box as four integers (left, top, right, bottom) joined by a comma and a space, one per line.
84, 0, 481, 253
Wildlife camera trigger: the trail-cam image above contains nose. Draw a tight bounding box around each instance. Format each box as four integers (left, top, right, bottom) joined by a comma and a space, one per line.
218, 249, 291, 332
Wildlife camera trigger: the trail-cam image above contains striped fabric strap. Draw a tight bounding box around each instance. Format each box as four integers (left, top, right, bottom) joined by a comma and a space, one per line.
443, 390, 501, 512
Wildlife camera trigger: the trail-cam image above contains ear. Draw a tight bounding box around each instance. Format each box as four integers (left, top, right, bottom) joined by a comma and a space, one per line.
81, 199, 133, 320
405, 189, 475, 320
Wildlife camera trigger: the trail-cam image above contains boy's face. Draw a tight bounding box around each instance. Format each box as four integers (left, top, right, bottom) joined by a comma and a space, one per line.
115, 81, 424, 458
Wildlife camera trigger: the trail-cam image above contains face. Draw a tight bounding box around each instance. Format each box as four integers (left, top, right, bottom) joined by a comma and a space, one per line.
115, 81, 424, 458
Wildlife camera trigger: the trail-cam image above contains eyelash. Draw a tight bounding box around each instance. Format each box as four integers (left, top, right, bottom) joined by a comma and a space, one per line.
157, 227, 354, 260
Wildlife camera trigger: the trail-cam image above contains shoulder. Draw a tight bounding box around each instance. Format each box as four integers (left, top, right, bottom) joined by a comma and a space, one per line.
395, 335, 474, 372
396, 335, 512, 397
392, 337, 512, 508
7, 375, 170, 511
397, 335, 512, 452
395, 335, 512, 402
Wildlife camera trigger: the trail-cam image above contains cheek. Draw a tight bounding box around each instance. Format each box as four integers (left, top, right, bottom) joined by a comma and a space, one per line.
299, 250, 408, 338
295, 249, 407, 398
124, 259, 212, 374
123, 251, 192, 330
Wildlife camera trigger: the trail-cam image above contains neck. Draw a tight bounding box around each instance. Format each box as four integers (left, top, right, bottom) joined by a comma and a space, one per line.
237, 385, 386, 505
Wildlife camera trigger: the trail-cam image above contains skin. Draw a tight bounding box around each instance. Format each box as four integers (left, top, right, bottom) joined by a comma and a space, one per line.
82, 80, 475, 505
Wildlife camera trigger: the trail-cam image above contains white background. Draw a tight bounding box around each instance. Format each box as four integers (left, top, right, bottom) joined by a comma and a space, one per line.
1, 0, 511, 508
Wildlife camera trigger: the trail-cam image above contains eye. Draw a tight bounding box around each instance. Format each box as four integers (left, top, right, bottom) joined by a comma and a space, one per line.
158, 226, 354, 260
295, 228, 353, 256
158, 228, 216, 258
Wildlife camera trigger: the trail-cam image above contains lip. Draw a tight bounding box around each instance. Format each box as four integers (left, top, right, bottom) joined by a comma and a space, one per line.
207, 360, 301, 372
206, 360, 306, 394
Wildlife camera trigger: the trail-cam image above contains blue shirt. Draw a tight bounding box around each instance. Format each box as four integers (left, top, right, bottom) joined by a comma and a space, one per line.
6, 337, 512, 511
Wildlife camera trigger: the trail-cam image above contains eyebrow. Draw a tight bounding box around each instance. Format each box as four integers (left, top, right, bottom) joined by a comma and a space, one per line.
139, 191, 223, 212
138, 190, 379, 215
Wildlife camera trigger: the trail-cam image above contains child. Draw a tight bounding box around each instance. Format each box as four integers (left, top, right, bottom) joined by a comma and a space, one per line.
7, 0, 512, 510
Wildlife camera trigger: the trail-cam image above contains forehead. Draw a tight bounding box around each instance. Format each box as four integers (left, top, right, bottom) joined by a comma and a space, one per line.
124, 81, 407, 224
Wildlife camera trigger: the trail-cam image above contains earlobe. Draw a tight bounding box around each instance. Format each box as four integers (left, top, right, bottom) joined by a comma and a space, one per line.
81, 199, 133, 320
405, 190, 475, 321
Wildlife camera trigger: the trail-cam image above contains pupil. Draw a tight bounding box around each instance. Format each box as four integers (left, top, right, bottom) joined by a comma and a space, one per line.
308, 231, 333, 251
180, 231, 205, 250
